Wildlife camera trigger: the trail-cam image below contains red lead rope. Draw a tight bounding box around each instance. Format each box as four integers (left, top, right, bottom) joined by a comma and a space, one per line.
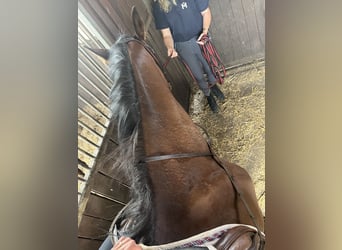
198, 34, 226, 84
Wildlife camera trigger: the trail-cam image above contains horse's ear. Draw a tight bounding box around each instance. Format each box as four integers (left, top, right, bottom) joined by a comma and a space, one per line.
84, 46, 110, 60
131, 6, 146, 40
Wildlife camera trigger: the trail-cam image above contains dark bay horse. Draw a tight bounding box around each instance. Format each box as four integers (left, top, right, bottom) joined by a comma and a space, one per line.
90, 6, 264, 249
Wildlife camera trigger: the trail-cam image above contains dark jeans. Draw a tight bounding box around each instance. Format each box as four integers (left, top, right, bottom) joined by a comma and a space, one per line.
175, 37, 216, 96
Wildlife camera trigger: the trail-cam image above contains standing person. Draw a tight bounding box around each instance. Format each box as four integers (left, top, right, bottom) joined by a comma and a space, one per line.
152, 0, 225, 113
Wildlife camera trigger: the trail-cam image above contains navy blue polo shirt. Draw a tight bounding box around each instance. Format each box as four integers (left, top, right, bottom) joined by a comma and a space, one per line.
152, 0, 209, 42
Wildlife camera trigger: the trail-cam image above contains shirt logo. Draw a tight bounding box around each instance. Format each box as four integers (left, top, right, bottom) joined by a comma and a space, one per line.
181, 2, 188, 9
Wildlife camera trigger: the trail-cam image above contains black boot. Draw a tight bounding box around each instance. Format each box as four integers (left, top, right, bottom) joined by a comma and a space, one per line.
211, 84, 225, 101
206, 93, 219, 113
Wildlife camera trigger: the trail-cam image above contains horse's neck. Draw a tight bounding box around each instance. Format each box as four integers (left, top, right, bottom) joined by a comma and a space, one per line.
128, 42, 208, 156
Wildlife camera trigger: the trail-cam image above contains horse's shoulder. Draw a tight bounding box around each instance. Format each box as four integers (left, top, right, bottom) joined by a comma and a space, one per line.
221, 160, 252, 180
219, 160, 256, 195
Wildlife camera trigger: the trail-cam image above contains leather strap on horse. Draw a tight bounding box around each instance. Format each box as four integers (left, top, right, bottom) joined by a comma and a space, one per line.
194, 124, 265, 249
141, 152, 213, 163
198, 34, 226, 84
140, 123, 213, 164
206, 143, 265, 249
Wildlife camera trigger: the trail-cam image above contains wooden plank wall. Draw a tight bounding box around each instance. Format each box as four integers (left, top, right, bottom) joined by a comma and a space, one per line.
78, 122, 131, 250
78, 13, 113, 206
209, 0, 265, 66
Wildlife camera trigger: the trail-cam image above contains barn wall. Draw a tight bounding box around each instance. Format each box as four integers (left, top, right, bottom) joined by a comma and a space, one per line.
141, 0, 265, 66
78, 10, 113, 207
78, 123, 131, 249
208, 0, 265, 66
78, 10, 132, 248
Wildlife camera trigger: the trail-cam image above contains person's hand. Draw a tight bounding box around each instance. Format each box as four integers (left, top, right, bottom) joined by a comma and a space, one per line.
167, 48, 178, 58
111, 236, 142, 250
197, 33, 207, 45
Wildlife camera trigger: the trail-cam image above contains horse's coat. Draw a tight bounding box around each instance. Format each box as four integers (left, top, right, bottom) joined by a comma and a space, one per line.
90, 6, 264, 248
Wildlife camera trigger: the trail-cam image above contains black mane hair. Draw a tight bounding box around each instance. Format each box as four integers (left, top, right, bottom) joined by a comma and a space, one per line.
106, 35, 154, 244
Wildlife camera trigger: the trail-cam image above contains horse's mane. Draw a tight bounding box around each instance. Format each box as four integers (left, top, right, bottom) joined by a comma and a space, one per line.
106, 35, 154, 244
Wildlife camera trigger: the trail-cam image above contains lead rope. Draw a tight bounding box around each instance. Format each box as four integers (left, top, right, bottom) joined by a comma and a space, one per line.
198, 34, 226, 84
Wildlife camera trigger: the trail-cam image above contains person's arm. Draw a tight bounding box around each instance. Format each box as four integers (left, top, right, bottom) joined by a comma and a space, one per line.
201, 7, 212, 35
161, 28, 178, 58
197, 7, 212, 43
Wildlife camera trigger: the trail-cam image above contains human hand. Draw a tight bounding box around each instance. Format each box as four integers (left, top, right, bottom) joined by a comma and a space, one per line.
167, 48, 178, 58
111, 236, 142, 250
197, 33, 208, 45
